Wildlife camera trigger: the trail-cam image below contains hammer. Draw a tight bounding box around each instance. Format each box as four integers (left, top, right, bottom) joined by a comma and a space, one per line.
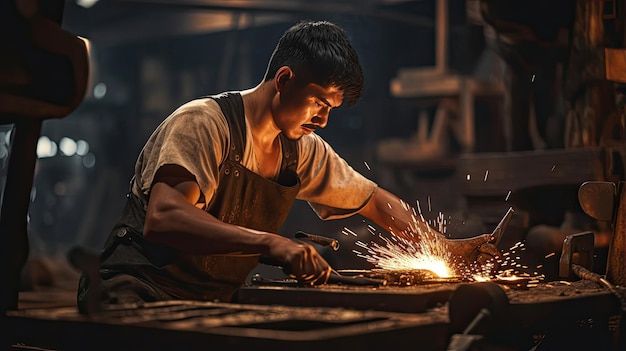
295, 231, 340, 251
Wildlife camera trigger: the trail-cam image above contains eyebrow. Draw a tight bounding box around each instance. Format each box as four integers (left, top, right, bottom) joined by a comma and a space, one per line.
318, 96, 338, 109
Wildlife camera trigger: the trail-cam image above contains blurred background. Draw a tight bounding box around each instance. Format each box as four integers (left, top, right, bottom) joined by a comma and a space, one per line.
2, 0, 624, 278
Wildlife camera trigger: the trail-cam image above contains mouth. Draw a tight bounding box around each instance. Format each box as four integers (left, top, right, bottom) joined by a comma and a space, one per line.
301, 124, 317, 134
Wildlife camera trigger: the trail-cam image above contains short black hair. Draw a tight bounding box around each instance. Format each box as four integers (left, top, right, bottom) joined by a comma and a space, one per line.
263, 20, 364, 106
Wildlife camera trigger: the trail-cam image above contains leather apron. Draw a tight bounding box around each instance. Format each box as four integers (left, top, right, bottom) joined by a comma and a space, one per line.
80, 92, 300, 304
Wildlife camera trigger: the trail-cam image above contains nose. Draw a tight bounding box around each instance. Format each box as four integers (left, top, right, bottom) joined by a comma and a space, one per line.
312, 107, 330, 128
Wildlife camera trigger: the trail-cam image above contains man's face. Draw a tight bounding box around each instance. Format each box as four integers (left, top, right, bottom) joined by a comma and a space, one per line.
272, 73, 344, 140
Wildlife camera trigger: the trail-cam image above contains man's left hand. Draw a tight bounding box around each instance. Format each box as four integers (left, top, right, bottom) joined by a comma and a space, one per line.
445, 234, 501, 270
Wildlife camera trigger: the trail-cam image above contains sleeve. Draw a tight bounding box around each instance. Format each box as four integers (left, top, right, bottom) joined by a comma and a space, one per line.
296, 133, 377, 220
133, 98, 229, 208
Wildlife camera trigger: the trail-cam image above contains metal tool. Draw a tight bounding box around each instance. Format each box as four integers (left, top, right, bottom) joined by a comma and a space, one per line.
446, 308, 488, 351
489, 207, 515, 247
558, 230, 625, 351
258, 231, 340, 274
559, 231, 621, 297
250, 271, 386, 287
295, 231, 340, 251
559, 231, 594, 280
327, 270, 386, 286
250, 274, 300, 287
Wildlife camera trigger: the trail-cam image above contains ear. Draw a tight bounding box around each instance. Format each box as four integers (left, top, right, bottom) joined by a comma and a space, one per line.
274, 66, 294, 92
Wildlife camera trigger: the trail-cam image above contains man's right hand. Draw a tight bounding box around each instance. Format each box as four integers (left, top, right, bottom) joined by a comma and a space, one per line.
267, 236, 332, 286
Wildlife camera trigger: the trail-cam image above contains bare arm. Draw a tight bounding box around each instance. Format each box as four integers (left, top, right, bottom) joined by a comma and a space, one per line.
144, 181, 278, 254
359, 186, 500, 266
143, 176, 331, 284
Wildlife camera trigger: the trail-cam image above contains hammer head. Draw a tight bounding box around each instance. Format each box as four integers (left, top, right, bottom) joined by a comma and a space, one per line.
559, 231, 594, 280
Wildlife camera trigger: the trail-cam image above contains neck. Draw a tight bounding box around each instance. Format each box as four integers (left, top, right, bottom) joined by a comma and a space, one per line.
241, 81, 280, 149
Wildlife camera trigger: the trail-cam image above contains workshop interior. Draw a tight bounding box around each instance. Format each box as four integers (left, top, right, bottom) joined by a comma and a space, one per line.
1, 0, 625, 350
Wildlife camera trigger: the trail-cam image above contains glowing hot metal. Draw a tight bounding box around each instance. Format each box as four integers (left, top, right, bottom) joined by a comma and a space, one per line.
353, 203, 544, 284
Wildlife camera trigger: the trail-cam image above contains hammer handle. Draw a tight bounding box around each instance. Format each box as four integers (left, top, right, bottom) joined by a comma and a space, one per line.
295, 231, 340, 251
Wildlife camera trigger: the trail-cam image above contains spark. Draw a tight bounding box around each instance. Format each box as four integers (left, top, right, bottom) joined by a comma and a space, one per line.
342, 227, 358, 237
505, 190, 511, 201
400, 199, 411, 211
428, 212, 447, 234
459, 241, 545, 283
355, 241, 369, 249
531, 74, 535, 82
466, 174, 471, 181
356, 205, 455, 278
352, 206, 545, 285
427, 196, 431, 212
415, 200, 422, 216
545, 252, 556, 258
364, 161, 371, 170
484, 170, 489, 181
551, 165, 556, 172
362, 234, 455, 278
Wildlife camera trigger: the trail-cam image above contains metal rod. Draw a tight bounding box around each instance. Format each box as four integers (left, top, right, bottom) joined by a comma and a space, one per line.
489, 207, 515, 246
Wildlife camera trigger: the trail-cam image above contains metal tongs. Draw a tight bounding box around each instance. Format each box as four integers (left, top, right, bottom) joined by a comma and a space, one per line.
250, 271, 386, 287
489, 207, 515, 247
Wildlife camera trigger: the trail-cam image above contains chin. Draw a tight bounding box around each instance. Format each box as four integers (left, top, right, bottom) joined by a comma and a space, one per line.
279, 128, 303, 141
285, 133, 304, 141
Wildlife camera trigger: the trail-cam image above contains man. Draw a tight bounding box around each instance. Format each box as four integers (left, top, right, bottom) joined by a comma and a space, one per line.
78, 20, 498, 311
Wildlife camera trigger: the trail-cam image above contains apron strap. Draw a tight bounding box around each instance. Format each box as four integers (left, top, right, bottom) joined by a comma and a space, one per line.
210, 92, 298, 175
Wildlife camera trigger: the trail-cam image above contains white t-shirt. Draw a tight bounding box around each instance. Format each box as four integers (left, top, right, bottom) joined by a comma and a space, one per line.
132, 97, 377, 220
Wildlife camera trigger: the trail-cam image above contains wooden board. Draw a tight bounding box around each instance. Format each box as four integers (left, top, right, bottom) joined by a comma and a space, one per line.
235, 283, 459, 314
7, 300, 449, 351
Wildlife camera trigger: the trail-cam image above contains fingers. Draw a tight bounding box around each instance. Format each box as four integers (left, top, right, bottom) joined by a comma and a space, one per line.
299, 261, 332, 286
478, 243, 501, 267
475, 243, 502, 274
478, 242, 501, 259
286, 242, 332, 286
476, 251, 496, 266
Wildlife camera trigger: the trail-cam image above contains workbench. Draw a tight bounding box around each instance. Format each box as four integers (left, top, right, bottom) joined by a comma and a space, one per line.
5, 279, 622, 351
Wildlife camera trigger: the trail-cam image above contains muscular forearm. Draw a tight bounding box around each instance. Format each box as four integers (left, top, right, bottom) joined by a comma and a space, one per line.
144, 182, 283, 255
143, 181, 332, 284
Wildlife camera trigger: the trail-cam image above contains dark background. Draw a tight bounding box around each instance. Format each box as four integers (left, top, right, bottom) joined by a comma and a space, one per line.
1, 0, 585, 271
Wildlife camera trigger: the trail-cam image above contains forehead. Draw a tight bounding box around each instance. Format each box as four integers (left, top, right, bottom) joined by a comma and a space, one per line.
305, 82, 344, 107
290, 68, 344, 107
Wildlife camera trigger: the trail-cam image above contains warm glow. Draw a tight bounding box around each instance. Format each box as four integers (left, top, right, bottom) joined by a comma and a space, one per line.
353, 202, 545, 284
354, 201, 456, 278
360, 237, 455, 278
